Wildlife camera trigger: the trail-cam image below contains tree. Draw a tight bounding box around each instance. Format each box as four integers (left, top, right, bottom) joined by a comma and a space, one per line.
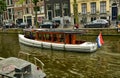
32, 0, 43, 28
32, 0, 39, 28
73, 0, 79, 26
17, 0, 25, 4
0, 0, 6, 24
118, 15, 120, 20
0, 0, 6, 14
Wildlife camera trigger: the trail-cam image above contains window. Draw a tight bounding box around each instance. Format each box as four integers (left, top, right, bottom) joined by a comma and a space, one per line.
91, 17, 96, 21
40, 6, 44, 13
33, 6, 44, 14
91, 2, 96, 14
100, 17, 106, 19
37, 7, 40, 11
34, 7, 40, 11
63, 3, 69, 16
81, 3, 87, 14
18, 12, 20, 15
26, 8, 29, 14
10, 0, 13, 4
54, 3, 60, 16
8, 9, 12, 19
26, 0, 30, 4
7, 0, 10, 5
82, 17, 87, 23
47, 4, 52, 10
100, 1, 106, 13
7, 0, 13, 5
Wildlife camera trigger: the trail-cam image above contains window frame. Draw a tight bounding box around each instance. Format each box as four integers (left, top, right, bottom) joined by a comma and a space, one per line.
81, 3, 87, 14
100, 1, 106, 13
91, 2, 96, 14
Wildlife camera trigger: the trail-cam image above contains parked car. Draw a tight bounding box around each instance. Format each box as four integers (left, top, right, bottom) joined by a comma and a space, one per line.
84, 19, 109, 28
39, 21, 59, 28
18, 22, 29, 28
3, 22, 15, 28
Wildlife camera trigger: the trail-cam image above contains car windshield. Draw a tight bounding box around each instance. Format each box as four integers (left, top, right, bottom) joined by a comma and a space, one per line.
92, 19, 108, 23
5, 23, 12, 25
20, 23, 27, 25
43, 22, 52, 24
5, 23, 10, 25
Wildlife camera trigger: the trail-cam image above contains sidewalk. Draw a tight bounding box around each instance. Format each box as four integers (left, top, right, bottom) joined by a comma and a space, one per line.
57, 25, 74, 30
57, 24, 85, 30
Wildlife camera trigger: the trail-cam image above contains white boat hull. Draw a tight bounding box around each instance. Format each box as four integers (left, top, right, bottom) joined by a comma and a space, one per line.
19, 34, 97, 52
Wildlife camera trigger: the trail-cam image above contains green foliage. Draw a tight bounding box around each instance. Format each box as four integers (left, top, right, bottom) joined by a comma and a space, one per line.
32, 0, 43, 4
118, 15, 120, 20
32, 0, 39, 5
0, 0, 6, 14
17, 0, 25, 4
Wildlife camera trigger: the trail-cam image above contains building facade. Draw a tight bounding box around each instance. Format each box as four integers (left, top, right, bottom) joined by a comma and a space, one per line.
14, 0, 45, 26
2, 0, 120, 26
44, 0, 71, 26
3, 0, 45, 26
70, 0, 111, 24
3, 0, 14, 23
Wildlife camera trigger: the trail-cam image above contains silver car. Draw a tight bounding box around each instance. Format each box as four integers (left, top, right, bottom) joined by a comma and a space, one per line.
18, 22, 29, 28
84, 19, 109, 28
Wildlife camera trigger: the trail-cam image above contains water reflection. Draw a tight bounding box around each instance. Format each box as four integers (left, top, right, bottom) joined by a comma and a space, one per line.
0, 33, 120, 78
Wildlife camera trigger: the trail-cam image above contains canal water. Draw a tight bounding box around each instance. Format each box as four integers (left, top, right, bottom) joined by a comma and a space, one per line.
0, 32, 120, 78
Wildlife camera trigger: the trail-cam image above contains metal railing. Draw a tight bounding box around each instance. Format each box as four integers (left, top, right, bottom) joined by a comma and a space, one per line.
18, 51, 45, 71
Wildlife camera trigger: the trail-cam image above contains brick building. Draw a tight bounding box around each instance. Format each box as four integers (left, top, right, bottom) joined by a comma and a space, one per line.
14, 0, 45, 26
3, 0, 14, 23
3, 0, 45, 26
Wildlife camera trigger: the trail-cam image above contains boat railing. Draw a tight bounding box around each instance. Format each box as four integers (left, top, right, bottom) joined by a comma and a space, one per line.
0, 73, 14, 78
34, 57, 44, 71
18, 51, 45, 71
0, 57, 5, 60
18, 51, 31, 61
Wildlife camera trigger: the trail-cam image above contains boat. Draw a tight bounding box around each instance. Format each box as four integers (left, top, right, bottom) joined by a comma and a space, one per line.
0, 57, 46, 78
19, 29, 97, 52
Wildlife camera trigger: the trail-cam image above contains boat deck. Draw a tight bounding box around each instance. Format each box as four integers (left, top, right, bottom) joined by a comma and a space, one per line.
0, 57, 46, 78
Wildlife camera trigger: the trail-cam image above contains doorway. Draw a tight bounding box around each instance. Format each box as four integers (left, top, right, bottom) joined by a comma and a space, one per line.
47, 10, 53, 20
112, 3, 118, 20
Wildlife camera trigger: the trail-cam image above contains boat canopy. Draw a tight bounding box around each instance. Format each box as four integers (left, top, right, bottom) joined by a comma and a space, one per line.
23, 29, 86, 44
23, 29, 85, 34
